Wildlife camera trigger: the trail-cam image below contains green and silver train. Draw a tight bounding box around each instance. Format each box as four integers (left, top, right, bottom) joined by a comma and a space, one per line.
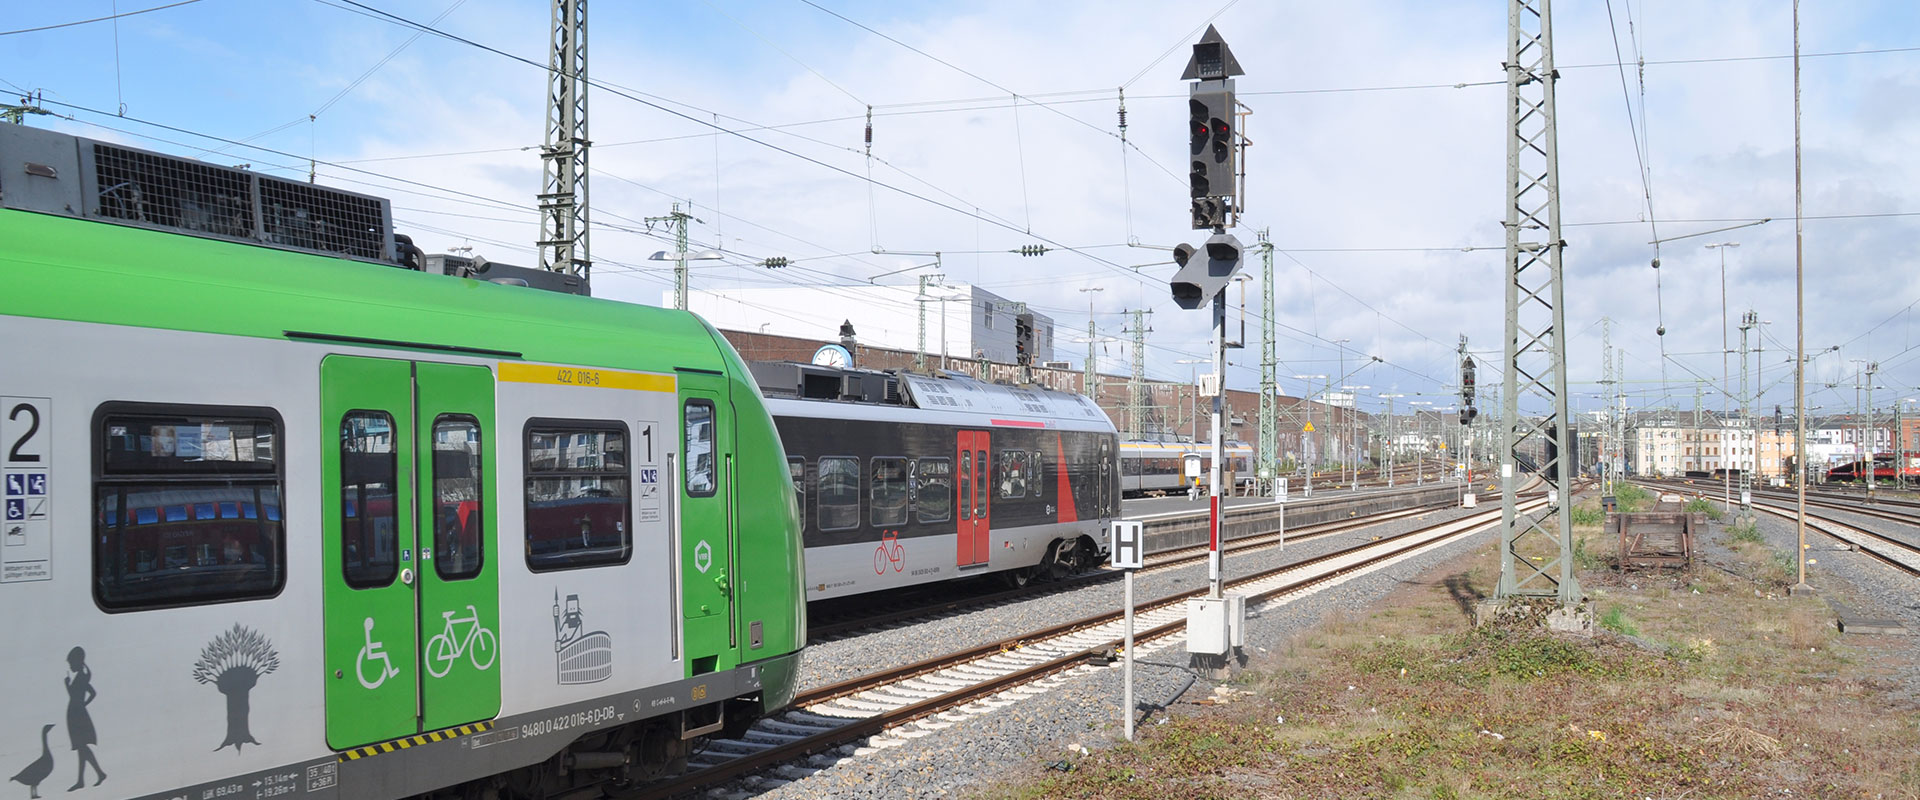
0, 125, 804, 799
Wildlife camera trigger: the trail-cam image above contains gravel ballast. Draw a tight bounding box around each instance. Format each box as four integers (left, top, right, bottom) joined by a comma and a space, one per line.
731, 496, 1506, 799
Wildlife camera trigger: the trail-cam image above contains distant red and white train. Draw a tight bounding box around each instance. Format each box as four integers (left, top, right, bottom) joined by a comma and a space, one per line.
1119, 440, 1253, 497
752, 363, 1121, 599
1823, 453, 1920, 484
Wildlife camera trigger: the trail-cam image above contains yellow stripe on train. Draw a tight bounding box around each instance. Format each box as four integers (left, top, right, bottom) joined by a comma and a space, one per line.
337, 721, 495, 762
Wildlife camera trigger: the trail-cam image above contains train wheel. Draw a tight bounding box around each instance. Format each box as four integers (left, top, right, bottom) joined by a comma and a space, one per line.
1045, 541, 1074, 581
1001, 567, 1032, 589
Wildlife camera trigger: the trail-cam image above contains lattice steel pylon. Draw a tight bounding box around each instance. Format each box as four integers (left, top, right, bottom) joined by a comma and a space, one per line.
1257, 229, 1279, 494
537, 0, 590, 282
1498, 0, 1580, 607
1125, 309, 1152, 440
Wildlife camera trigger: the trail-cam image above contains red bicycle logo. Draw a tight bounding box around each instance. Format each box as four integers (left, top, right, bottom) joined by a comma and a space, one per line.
873, 530, 905, 574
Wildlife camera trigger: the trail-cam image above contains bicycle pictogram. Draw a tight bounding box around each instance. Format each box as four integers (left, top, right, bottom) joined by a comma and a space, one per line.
355, 617, 400, 689
873, 530, 905, 575
425, 605, 498, 677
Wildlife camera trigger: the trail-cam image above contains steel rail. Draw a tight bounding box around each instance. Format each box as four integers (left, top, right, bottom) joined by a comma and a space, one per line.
1642, 480, 1920, 577
807, 498, 1448, 640
623, 486, 1548, 799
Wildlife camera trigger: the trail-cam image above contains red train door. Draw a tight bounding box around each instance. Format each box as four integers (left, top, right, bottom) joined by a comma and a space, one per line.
956, 430, 991, 566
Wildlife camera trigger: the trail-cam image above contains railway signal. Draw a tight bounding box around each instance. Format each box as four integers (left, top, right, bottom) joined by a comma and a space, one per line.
1183, 25, 1243, 230
1168, 233, 1245, 310
1176, 25, 1249, 678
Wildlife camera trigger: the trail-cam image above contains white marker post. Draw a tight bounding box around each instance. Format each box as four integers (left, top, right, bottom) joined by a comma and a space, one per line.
1110, 520, 1145, 741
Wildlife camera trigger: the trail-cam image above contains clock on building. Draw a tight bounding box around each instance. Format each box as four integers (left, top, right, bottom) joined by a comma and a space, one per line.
812, 344, 852, 368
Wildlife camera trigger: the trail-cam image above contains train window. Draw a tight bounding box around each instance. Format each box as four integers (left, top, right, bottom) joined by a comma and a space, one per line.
684, 401, 717, 498
870, 458, 909, 527
959, 452, 971, 520
93, 405, 284, 611
915, 458, 952, 523
524, 421, 631, 571
341, 412, 400, 589
787, 456, 806, 512
1031, 451, 1044, 500
432, 416, 484, 581
999, 451, 1030, 499
817, 457, 860, 531
973, 447, 987, 517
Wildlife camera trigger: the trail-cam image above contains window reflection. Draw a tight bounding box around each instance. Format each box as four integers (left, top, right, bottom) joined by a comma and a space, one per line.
433, 417, 484, 580
526, 424, 630, 570
94, 409, 283, 610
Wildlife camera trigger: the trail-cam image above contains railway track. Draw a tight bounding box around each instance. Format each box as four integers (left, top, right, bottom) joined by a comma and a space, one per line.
808, 487, 1469, 640
1645, 481, 1920, 577
625, 489, 1548, 799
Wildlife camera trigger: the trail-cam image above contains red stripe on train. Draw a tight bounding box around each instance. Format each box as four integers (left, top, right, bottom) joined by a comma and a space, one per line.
990, 418, 1048, 428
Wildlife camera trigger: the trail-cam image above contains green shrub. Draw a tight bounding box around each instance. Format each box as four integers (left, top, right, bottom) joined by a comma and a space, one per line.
1684, 497, 1724, 520
1570, 505, 1606, 526
1727, 522, 1764, 544
1613, 483, 1652, 512
1598, 604, 1639, 637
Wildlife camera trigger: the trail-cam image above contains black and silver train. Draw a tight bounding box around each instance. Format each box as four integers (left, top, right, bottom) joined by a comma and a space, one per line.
751, 363, 1121, 598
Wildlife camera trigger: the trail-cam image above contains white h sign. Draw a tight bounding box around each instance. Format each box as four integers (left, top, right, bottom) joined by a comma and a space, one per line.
1110, 520, 1144, 570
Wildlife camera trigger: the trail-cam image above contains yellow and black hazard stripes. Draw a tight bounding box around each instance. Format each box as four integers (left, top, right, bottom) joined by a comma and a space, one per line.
337, 721, 493, 762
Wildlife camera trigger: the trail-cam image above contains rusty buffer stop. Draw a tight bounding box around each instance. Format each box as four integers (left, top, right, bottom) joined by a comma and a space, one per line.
1607, 495, 1702, 571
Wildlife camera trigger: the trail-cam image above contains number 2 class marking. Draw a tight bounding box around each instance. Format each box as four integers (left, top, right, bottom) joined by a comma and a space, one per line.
7, 402, 43, 464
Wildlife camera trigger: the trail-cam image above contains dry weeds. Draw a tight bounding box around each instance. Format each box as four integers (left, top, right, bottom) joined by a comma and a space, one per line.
980, 517, 1920, 800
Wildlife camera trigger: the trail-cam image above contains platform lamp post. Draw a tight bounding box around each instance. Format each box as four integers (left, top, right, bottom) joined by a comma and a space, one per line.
650, 246, 726, 310
1706, 241, 1740, 512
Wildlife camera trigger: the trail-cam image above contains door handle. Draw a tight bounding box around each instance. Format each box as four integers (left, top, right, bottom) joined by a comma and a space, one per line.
714, 571, 731, 594
400, 568, 414, 586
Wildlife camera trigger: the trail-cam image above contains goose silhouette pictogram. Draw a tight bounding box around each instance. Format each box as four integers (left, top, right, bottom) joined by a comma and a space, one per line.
8, 724, 54, 799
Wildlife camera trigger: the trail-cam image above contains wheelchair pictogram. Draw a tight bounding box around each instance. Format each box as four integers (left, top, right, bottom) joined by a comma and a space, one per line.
355, 617, 401, 689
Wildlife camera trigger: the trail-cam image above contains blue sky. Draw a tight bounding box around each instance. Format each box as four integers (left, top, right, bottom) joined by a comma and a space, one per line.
7, 1, 1920, 423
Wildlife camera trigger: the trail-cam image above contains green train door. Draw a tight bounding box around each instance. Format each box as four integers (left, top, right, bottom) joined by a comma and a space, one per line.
678, 372, 738, 677
321, 356, 500, 749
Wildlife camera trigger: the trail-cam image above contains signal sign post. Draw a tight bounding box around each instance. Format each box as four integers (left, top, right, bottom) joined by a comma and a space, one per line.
1174, 25, 1248, 678
1111, 520, 1145, 741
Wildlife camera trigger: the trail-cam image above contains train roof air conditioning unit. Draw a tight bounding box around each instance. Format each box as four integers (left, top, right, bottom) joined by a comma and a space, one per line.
0, 124, 395, 264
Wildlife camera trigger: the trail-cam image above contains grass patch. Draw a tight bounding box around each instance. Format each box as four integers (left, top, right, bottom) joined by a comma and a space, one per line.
1683, 497, 1724, 520
1569, 504, 1605, 526
979, 536, 1916, 800
1612, 482, 1652, 512
1598, 604, 1640, 637
1726, 521, 1763, 544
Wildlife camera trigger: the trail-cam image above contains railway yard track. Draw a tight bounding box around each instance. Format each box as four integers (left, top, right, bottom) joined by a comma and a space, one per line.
807, 494, 1456, 641
625, 487, 1546, 799
1645, 480, 1920, 577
